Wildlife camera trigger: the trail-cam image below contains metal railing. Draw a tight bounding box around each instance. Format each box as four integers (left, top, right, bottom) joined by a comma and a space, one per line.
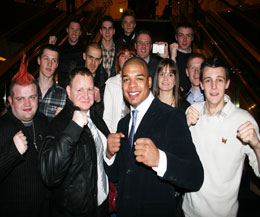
0, 0, 112, 107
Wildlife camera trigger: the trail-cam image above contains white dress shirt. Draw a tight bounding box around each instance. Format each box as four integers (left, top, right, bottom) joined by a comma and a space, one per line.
104, 92, 167, 177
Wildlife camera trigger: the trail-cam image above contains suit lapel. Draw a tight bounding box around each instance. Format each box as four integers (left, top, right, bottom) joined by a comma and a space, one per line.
134, 98, 161, 139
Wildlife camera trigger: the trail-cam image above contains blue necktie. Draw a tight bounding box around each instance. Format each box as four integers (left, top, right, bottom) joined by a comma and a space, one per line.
129, 110, 138, 149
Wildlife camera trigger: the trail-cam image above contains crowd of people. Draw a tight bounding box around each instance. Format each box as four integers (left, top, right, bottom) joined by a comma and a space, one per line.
0, 8, 260, 217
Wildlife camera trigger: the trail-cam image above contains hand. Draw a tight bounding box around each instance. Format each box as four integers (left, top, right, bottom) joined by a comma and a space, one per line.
49, 35, 57, 45
237, 121, 260, 150
72, 110, 88, 128
154, 41, 169, 58
13, 131, 28, 155
169, 42, 178, 62
106, 133, 125, 159
186, 106, 199, 127
134, 138, 159, 167
94, 86, 101, 103
55, 107, 63, 116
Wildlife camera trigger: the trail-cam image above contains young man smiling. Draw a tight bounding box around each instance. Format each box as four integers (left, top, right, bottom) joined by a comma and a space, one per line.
183, 57, 260, 217
185, 53, 205, 104
49, 18, 85, 88
104, 57, 203, 217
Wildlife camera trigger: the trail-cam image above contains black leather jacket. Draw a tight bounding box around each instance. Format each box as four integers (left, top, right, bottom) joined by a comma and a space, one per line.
40, 99, 110, 217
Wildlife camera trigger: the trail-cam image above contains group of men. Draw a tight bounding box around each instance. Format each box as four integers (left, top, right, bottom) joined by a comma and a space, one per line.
0, 9, 260, 217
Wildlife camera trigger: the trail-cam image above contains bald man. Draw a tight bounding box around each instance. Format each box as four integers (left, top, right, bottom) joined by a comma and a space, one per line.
104, 57, 204, 217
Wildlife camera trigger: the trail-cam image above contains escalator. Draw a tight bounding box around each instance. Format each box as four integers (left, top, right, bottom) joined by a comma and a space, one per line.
175, 0, 260, 125
0, 0, 111, 112
1, 0, 260, 123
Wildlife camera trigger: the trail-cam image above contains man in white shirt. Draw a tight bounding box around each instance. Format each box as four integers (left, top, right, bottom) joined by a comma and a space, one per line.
104, 57, 204, 217
183, 56, 260, 217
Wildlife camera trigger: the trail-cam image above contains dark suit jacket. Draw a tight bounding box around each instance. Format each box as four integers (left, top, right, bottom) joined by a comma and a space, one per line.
105, 98, 203, 217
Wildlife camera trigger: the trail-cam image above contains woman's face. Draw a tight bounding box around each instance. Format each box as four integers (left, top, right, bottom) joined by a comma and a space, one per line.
119, 51, 134, 70
158, 65, 175, 92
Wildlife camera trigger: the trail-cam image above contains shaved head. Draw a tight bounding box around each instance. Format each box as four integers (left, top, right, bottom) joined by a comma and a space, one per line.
122, 57, 148, 76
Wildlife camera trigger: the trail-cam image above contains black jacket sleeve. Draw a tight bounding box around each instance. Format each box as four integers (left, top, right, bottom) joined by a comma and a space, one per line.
40, 120, 83, 187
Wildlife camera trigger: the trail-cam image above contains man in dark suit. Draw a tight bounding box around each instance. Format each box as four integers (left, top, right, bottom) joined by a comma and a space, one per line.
104, 57, 204, 217
41, 67, 110, 217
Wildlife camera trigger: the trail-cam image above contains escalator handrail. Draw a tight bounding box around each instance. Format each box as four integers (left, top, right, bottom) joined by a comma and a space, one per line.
197, 19, 260, 107
177, 0, 260, 107
218, 0, 260, 30
0, 0, 62, 43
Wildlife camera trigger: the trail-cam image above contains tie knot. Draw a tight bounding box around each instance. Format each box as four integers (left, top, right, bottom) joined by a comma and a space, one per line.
132, 110, 138, 119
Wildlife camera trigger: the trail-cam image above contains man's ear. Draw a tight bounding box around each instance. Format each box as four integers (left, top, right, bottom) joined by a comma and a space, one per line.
200, 81, 204, 90
37, 56, 41, 66
66, 85, 71, 99
148, 76, 152, 89
8, 96, 12, 105
225, 79, 230, 90
186, 68, 189, 77
83, 52, 86, 60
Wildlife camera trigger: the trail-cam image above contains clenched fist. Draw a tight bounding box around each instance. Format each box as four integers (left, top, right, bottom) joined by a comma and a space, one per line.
13, 130, 28, 155
106, 133, 125, 159
72, 110, 88, 128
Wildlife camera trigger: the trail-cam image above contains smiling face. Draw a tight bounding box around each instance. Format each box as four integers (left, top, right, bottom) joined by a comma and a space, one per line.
200, 66, 230, 112
66, 74, 94, 112
135, 33, 152, 60
67, 21, 81, 45
158, 65, 175, 92
186, 57, 204, 88
38, 48, 59, 79
176, 27, 193, 51
9, 83, 38, 123
122, 61, 152, 109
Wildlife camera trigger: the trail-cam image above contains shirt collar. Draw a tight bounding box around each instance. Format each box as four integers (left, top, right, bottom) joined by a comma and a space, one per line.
101, 42, 115, 51
144, 55, 150, 64
130, 91, 154, 114
178, 47, 192, 54
203, 94, 231, 118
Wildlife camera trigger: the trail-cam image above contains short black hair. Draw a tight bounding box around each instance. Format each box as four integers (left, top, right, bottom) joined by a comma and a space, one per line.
101, 15, 114, 28
67, 18, 82, 29
200, 56, 230, 82
135, 29, 153, 43
175, 22, 194, 36
38, 44, 59, 59
122, 57, 148, 75
121, 9, 136, 22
